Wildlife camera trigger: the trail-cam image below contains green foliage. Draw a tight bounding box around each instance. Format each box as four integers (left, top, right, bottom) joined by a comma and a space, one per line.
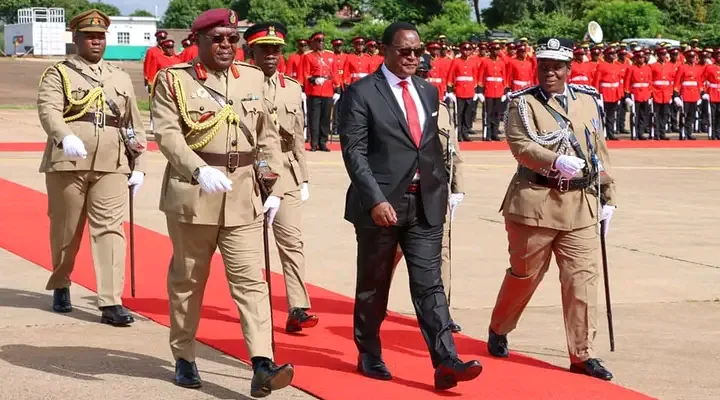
129, 9, 154, 17
89, 1, 120, 16
162, 0, 231, 29
584, 0, 663, 42
496, 12, 584, 41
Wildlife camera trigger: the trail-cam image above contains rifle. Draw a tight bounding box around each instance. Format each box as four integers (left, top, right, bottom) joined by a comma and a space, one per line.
256, 155, 279, 353
707, 98, 713, 139
600, 221, 615, 352
482, 99, 488, 141
649, 98, 655, 139
629, 95, 636, 140
446, 107, 457, 306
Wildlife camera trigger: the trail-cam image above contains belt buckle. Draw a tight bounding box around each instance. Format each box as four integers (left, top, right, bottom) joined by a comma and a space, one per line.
557, 177, 570, 192
94, 110, 105, 128
227, 151, 240, 171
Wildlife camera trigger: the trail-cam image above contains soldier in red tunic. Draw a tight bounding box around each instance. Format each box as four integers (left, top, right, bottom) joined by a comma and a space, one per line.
569, 47, 595, 85
343, 37, 372, 86
448, 42, 481, 141
650, 47, 674, 140
424, 41, 450, 100
674, 48, 704, 140
702, 49, 720, 139
299, 31, 340, 151
507, 44, 535, 92
594, 47, 622, 140
624, 49, 653, 140
143, 30, 168, 90
477, 41, 507, 141
178, 33, 198, 62
331, 38, 348, 135
285, 39, 307, 80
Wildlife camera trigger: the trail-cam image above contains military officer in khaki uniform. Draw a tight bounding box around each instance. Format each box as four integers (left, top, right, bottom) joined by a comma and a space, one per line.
486, 38, 616, 381
37, 9, 147, 326
151, 8, 293, 398
390, 59, 466, 333
245, 22, 320, 334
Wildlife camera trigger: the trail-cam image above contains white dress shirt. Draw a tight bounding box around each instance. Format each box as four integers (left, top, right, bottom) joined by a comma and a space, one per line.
381, 63, 426, 182
381, 63, 427, 130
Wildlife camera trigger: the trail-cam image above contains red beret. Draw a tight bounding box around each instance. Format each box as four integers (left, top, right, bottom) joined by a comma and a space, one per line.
155, 30, 168, 38
191, 8, 239, 33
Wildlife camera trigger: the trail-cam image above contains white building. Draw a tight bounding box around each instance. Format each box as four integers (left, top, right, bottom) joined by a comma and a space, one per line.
105, 16, 160, 60
3, 7, 66, 56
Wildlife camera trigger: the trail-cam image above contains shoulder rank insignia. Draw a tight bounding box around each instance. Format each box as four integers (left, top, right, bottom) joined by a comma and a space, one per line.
282, 74, 300, 86
570, 83, 600, 98
508, 85, 539, 100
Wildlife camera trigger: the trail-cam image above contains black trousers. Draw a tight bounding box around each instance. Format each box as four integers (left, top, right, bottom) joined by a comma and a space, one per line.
604, 101, 619, 135
700, 99, 710, 131
618, 101, 628, 132
457, 97, 474, 140
633, 101, 651, 138
682, 101, 698, 138
332, 91, 342, 135
710, 103, 720, 139
655, 102, 670, 137
353, 192, 456, 368
486, 97, 504, 139
670, 103, 680, 130
308, 95, 332, 149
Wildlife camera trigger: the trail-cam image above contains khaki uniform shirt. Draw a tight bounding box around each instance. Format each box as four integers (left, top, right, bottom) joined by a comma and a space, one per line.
152, 60, 286, 226
500, 84, 617, 231
264, 72, 309, 190
37, 54, 147, 173
436, 102, 465, 193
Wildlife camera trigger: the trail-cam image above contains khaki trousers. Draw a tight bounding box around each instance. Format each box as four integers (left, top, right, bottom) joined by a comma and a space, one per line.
272, 188, 311, 310
393, 207, 452, 301
45, 171, 128, 308
166, 216, 273, 362
489, 220, 599, 363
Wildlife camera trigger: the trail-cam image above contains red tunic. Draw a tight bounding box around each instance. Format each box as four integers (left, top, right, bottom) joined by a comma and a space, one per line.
299, 50, 339, 97
593, 61, 623, 102
702, 64, 720, 102
343, 52, 372, 85
624, 64, 652, 102
477, 57, 507, 99
506, 57, 535, 91
569, 60, 596, 85
179, 44, 198, 63
650, 61, 676, 104
448, 57, 479, 99
143, 46, 163, 83
674, 63, 704, 102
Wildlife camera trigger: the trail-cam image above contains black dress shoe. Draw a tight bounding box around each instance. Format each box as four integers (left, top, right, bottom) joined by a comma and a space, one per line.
487, 329, 509, 358
570, 358, 614, 381
174, 359, 202, 388
688, 135, 697, 140
357, 353, 392, 380
99, 305, 134, 326
319, 146, 331, 152
448, 320, 462, 333
250, 357, 294, 398
52, 288, 72, 313
286, 308, 319, 333
434, 358, 483, 390
491, 136, 502, 141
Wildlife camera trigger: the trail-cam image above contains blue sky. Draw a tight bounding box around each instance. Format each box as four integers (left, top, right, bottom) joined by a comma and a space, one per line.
105, 0, 492, 19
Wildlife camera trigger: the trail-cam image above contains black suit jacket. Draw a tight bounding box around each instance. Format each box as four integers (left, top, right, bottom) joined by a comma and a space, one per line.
339, 68, 448, 228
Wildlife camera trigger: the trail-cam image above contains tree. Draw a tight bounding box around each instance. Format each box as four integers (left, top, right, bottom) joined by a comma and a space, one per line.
87, 1, 120, 16
130, 9, 154, 17
585, 0, 662, 42
161, 0, 231, 28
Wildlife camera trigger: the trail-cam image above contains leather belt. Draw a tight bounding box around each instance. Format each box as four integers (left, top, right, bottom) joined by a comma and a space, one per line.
519, 167, 593, 192
407, 183, 420, 193
73, 112, 121, 128
195, 151, 254, 170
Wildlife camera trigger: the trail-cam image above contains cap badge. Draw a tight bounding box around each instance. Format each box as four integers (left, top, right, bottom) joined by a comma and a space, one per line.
548, 38, 560, 50
268, 26, 276, 36
229, 11, 237, 24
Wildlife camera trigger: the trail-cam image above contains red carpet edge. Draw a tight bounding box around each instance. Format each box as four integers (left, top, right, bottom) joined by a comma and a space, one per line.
0, 178, 656, 400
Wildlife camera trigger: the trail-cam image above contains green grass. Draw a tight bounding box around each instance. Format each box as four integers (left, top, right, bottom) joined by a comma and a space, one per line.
0, 100, 150, 112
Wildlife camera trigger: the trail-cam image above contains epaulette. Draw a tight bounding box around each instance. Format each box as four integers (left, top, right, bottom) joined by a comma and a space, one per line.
233, 60, 262, 72
570, 83, 599, 97
324, 49, 333, 53
168, 62, 192, 70
508, 85, 539, 100
282, 74, 300, 86
38, 62, 64, 86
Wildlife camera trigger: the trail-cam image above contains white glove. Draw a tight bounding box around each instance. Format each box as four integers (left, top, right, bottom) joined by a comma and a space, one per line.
127, 171, 144, 197
697, 99, 703, 105
332, 93, 340, 103
196, 166, 232, 194
315, 77, 326, 86
61, 135, 87, 159
702, 93, 710, 101
445, 93, 456, 103
624, 97, 634, 107
553, 155, 586, 179
475, 93, 485, 103
673, 97, 683, 107
501, 94, 507, 102
595, 98, 604, 107
300, 182, 310, 201
301, 92, 307, 102
263, 195, 281, 225
449, 193, 464, 221
600, 205, 616, 237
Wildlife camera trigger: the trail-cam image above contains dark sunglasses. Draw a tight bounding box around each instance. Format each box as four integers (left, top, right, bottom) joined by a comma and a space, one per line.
394, 46, 424, 58
205, 34, 241, 44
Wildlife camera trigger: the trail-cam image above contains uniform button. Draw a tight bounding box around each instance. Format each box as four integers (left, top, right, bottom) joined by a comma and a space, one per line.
231, 140, 237, 146
200, 106, 204, 111
228, 99, 234, 105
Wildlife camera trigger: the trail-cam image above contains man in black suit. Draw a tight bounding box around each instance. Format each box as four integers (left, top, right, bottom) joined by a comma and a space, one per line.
338, 22, 483, 391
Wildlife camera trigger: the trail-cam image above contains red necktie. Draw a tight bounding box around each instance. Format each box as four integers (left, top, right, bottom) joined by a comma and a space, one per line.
399, 81, 422, 147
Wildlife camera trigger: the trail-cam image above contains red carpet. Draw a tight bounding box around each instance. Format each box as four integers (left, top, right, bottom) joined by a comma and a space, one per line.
2, 140, 720, 153
0, 177, 654, 399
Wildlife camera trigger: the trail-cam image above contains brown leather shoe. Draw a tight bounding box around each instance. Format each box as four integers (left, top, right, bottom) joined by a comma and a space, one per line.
285, 308, 319, 333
